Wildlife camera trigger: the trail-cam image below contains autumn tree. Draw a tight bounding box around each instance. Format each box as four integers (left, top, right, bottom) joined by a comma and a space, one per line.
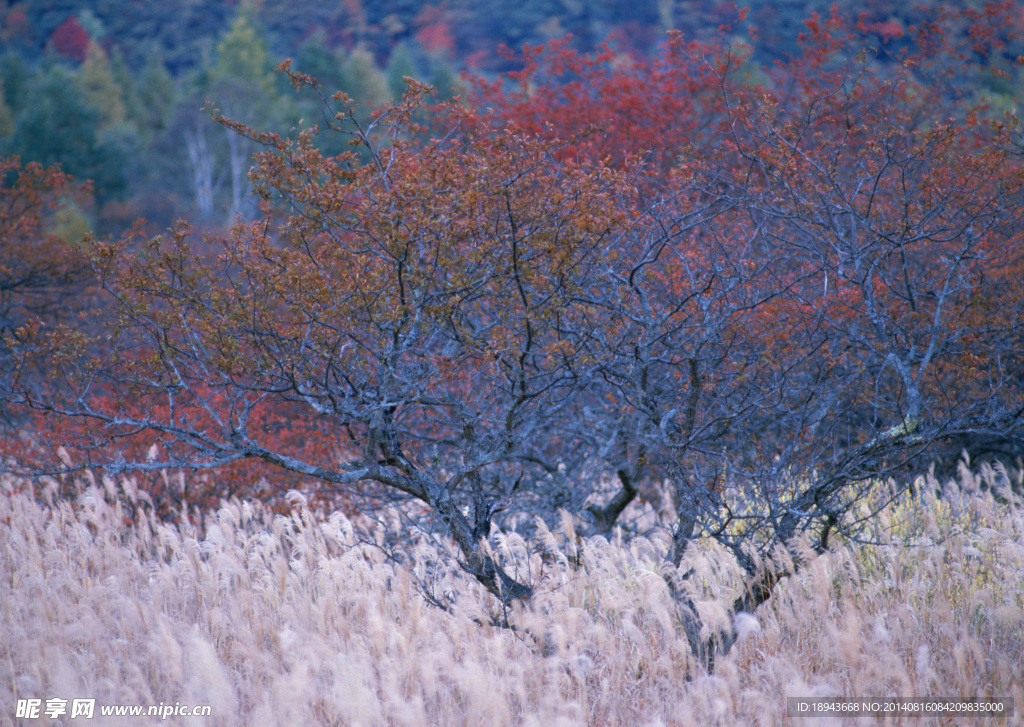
0, 157, 96, 419
8, 6, 1024, 670
467, 5, 1024, 661
10, 78, 636, 601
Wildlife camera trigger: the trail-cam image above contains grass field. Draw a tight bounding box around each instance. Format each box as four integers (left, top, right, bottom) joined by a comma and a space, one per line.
2, 465, 1022, 726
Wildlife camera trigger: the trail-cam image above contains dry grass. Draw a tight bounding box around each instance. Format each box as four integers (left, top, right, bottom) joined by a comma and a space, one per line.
2, 466, 1022, 726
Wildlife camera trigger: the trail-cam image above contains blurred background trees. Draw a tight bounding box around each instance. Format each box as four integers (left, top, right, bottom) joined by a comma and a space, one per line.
1, 0, 1022, 237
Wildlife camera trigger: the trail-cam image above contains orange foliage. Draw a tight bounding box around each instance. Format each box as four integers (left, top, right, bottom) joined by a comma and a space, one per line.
6, 7, 1024, 557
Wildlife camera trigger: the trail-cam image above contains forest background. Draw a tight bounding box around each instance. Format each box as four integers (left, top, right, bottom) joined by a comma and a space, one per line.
3, 0, 1023, 238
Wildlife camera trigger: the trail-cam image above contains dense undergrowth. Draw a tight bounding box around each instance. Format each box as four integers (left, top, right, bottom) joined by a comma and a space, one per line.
2, 465, 1022, 726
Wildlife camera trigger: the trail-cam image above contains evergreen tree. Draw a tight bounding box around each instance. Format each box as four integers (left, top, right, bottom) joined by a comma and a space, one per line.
340, 47, 390, 119
385, 42, 419, 100
77, 41, 127, 129
0, 79, 14, 138
0, 52, 29, 113
210, 13, 277, 103
7, 65, 126, 205
131, 54, 176, 139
